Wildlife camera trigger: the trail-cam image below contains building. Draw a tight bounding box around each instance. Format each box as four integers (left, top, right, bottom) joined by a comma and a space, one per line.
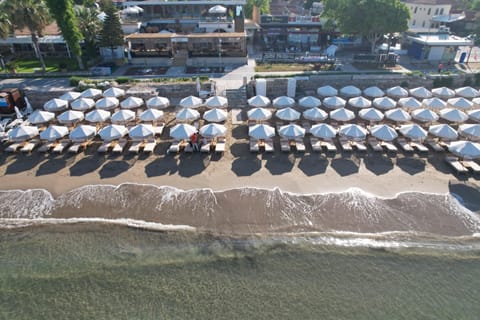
121, 0, 248, 66
403, 0, 452, 32
407, 32, 473, 61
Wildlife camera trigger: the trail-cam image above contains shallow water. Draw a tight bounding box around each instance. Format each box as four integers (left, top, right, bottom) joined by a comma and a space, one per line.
1, 224, 480, 320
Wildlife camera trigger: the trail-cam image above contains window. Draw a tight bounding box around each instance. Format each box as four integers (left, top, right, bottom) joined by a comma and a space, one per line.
422, 21, 426, 27
414, 7, 417, 14
430, 23, 435, 28
427, 8, 431, 15
435, 8, 439, 15
412, 20, 416, 26
440, 8, 444, 15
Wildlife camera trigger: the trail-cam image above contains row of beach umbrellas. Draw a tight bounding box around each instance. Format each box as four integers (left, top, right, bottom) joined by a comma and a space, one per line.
248, 94, 480, 110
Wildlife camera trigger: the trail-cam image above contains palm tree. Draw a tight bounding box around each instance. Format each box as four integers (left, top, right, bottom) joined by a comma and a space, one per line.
75, 6, 102, 59
3, 0, 51, 72
0, 11, 12, 39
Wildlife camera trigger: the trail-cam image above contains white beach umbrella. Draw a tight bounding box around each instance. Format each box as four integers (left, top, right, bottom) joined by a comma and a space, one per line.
339, 85, 361, 98
123, 6, 140, 14
247, 107, 272, 121
71, 98, 95, 111
399, 124, 428, 141
95, 97, 119, 110
179, 95, 203, 109
40, 125, 69, 142
203, 108, 228, 123
205, 96, 228, 109
248, 124, 275, 140
411, 108, 439, 122
363, 86, 384, 98
69, 125, 96, 142
298, 96, 321, 109
139, 109, 164, 122
275, 107, 301, 121
8, 125, 39, 142
358, 108, 384, 122
330, 108, 355, 122
323, 96, 346, 109
317, 85, 337, 97
175, 107, 200, 122
409, 86, 432, 99
85, 109, 110, 123
278, 123, 305, 139
473, 97, 480, 107
44, 98, 68, 112
422, 97, 447, 110
448, 141, 480, 159
99, 124, 128, 142
248, 95, 271, 108
386, 86, 408, 98
467, 109, 480, 122
272, 96, 295, 108
170, 123, 197, 140
128, 124, 155, 141
385, 108, 412, 122
373, 97, 397, 110
111, 109, 135, 124
447, 97, 474, 110
432, 87, 455, 99
339, 124, 367, 140
208, 4, 227, 14
348, 96, 371, 109
458, 124, 480, 140
27, 110, 55, 124
303, 107, 328, 121
428, 124, 458, 140
370, 124, 398, 141
121, 96, 144, 109
59, 91, 81, 102
199, 123, 227, 138
80, 88, 102, 99
310, 123, 337, 139
398, 97, 422, 110
455, 86, 479, 99
103, 87, 125, 98
132, 5, 144, 12
146, 96, 170, 109
57, 110, 84, 125
439, 108, 469, 123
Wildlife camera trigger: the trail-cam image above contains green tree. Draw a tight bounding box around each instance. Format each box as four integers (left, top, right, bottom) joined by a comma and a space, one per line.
0, 11, 12, 39
75, 6, 102, 59
2, 0, 52, 72
99, 2, 124, 60
323, 0, 410, 53
45, 0, 85, 69
245, 0, 269, 19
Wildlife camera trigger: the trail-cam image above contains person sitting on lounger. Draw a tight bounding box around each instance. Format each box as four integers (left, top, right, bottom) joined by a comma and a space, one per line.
190, 132, 199, 151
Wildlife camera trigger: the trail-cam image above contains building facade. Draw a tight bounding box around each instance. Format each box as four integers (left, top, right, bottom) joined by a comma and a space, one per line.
403, 0, 452, 32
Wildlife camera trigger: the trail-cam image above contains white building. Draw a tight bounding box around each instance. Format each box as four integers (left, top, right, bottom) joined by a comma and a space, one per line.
403, 0, 452, 32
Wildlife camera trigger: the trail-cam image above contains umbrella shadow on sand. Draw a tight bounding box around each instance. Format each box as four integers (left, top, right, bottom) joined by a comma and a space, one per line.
99, 160, 131, 179
36, 156, 68, 176
230, 142, 249, 157
231, 125, 248, 139
177, 153, 209, 177
264, 153, 295, 175
5, 154, 46, 175
364, 154, 394, 176
231, 156, 261, 176
330, 157, 360, 176
298, 154, 328, 176
396, 157, 426, 175
69, 156, 106, 176
145, 156, 178, 177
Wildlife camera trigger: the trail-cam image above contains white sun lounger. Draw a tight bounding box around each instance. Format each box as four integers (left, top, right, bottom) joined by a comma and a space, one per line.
381, 141, 398, 153
461, 160, 480, 174
38, 142, 56, 153
97, 141, 112, 153
264, 139, 274, 153
397, 138, 414, 153
128, 141, 143, 154
445, 156, 468, 174
295, 139, 306, 152
249, 139, 259, 153
52, 140, 72, 154
368, 137, 383, 152
20, 139, 40, 153
321, 139, 337, 153
112, 139, 127, 153
310, 137, 322, 152
280, 139, 291, 152
426, 139, 445, 152
143, 140, 156, 153
168, 140, 181, 154
339, 137, 353, 152
5, 142, 24, 153
68, 142, 85, 154
410, 141, 429, 154
352, 141, 367, 152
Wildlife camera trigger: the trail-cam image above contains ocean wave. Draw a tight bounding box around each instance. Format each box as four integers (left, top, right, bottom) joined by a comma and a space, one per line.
0, 184, 479, 238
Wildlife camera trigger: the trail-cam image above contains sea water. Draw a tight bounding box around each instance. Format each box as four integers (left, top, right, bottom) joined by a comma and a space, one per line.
1, 185, 480, 319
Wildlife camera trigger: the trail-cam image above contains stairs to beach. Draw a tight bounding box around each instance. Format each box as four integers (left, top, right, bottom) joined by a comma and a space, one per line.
225, 86, 247, 109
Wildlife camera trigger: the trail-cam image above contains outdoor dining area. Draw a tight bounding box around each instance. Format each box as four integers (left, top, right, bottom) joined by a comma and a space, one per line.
244, 84, 480, 175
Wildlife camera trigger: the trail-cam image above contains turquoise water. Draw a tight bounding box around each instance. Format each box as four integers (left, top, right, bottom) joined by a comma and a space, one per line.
1, 224, 480, 320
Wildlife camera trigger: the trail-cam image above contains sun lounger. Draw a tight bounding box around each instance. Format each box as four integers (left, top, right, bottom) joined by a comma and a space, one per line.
200, 141, 212, 153
20, 139, 40, 153
339, 137, 353, 152
280, 139, 291, 152
168, 140, 181, 154
5, 142, 24, 153
321, 139, 337, 153
426, 139, 445, 152
310, 137, 322, 152
445, 156, 469, 174
154, 125, 164, 136
97, 141, 112, 153
461, 160, 480, 174
215, 139, 226, 153
52, 140, 71, 154
128, 141, 143, 154
397, 137, 414, 153
368, 137, 383, 152
68, 142, 84, 154
410, 141, 429, 155
143, 140, 156, 153
112, 139, 127, 153
381, 141, 398, 153
295, 139, 306, 152
38, 142, 56, 153
249, 139, 260, 153
264, 139, 274, 153
352, 141, 367, 152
